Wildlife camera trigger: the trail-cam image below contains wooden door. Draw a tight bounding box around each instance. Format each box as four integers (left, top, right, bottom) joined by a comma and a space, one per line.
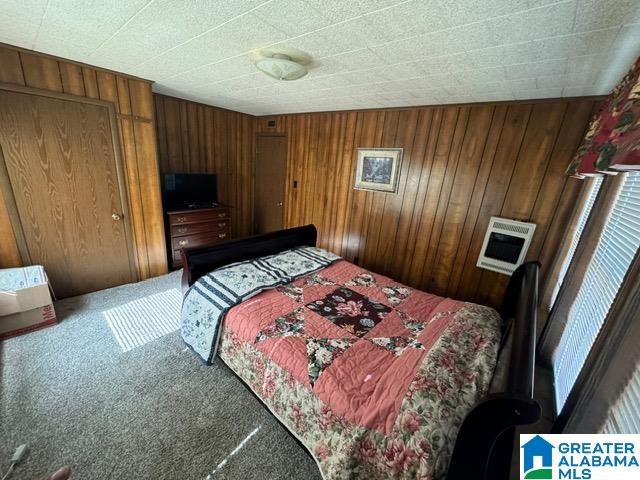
0, 89, 137, 298
255, 134, 287, 233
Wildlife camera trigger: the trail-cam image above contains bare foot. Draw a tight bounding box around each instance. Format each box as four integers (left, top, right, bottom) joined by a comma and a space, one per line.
42, 466, 71, 480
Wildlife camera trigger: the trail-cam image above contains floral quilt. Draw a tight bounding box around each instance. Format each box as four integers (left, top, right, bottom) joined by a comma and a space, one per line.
181, 246, 340, 363
216, 257, 502, 479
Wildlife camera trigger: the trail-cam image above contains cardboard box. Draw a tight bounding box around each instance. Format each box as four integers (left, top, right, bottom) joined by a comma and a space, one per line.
0, 266, 57, 339
0, 305, 57, 339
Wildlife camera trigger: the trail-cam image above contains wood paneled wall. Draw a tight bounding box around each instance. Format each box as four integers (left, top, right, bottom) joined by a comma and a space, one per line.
257, 99, 600, 308
0, 44, 167, 278
153, 94, 254, 238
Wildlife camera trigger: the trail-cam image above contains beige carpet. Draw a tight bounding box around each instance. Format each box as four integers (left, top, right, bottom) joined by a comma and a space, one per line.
0, 271, 321, 480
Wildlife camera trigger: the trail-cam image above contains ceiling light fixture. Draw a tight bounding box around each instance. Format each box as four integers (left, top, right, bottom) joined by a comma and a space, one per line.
255, 53, 308, 81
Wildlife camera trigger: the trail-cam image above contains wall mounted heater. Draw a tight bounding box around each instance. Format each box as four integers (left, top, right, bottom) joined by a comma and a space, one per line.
477, 217, 536, 275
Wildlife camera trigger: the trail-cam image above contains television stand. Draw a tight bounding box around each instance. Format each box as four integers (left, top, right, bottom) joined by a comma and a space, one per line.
165, 204, 231, 269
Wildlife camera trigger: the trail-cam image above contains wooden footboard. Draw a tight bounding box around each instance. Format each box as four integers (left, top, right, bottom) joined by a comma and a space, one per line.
446, 261, 541, 480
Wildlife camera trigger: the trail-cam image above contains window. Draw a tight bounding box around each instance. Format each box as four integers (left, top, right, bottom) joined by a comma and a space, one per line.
549, 177, 603, 308
552, 171, 640, 412
601, 366, 640, 434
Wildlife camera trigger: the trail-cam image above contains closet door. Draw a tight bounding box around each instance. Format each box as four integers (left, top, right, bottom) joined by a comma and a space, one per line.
0, 89, 137, 297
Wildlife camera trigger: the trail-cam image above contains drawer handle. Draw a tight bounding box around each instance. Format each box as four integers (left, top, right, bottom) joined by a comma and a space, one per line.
177, 227, 188, 234
218, 233, 227, 239
218, 213, 226, 218
178, 239, 189, 247
176, 216, 187, 223
218, 222, 226, 228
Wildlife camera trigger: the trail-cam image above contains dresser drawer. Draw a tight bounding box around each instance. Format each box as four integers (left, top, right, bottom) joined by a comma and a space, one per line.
171, 230, 230, 251
170, 219, 230, 237
169, 208, 229, 225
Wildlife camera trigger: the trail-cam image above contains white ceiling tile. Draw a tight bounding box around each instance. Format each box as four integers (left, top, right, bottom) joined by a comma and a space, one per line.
470, 91, 516, 102
468, 43, 536, 69
0, 0, 49, 48
273, 18, 376, 59
567, 53, 611, 74
417, 53, 472, 74
253, 0, 332, 37
215, 72, 280, 91
485, 1, 577, 45
604, 24, 640, 83
90, 0, 267, 68
34, 0, 150, 58
370, 28, 469, 64
503, 78, 538, 90
301, 74, 354, 89
130, 13, 287, 80
513, 87, 564, 99
361, 0, 449, 42
563, 85, 607, 96
305, 0, 405, 23
454, 67, 507, 85
30, 36, 97, 60
340, 67, 397, 84
451, 81, 507, 95
5, 0, 639, 115
536, 71, 600, 88
436, 0, 531, 27
505, 59, 568, 79
443, 93, 474, 103
574, 0, 640, 32
415, 73, 459, 88
537, 28, 619, 59
446, 22, 499, 52
163, 56, 257, 88
401, 96, 442, 106
313, 48, 387, 74
152, 84, 203, 102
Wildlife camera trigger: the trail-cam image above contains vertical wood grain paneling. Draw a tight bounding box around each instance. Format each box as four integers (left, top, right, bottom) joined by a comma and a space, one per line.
153, 94, 255, 238
256, 98, 600, 309
59, 62, 85, 96
0, 44, 167, 278
19, 52, 63, 92
0, 48, 25, 84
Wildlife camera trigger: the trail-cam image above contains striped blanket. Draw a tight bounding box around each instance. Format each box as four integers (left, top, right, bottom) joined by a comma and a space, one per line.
181, 246, 340, 363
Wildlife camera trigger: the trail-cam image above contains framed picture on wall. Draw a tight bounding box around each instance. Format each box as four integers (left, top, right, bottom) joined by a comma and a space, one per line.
354, 148, 403, 193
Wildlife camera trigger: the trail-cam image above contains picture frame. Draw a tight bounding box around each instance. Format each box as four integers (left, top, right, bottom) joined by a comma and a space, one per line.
353, 148, 403, 193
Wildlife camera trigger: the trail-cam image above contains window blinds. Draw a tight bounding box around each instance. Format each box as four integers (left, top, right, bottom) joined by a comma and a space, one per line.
549, 177, 603, 308
601, 366, 640, 434
552, 171, 640, 412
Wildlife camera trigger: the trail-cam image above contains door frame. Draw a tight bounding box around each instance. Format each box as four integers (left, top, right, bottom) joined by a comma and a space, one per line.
0, 83, 139, 283
254, 132, 288, 234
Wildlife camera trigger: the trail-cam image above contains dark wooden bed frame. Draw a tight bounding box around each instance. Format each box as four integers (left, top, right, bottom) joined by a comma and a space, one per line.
181, 224, 541, 480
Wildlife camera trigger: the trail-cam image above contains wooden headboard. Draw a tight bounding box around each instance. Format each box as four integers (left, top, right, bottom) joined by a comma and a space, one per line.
180, 224, 318, 292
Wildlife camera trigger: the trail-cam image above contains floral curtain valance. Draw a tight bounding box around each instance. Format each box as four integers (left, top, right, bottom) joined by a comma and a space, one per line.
567, 56, 640, 178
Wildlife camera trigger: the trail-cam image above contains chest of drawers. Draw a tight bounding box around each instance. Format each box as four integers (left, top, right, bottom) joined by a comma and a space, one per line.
166, 206, 231, 268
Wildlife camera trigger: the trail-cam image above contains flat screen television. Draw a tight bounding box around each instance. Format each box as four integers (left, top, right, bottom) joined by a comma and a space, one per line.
163, 173, 218, 208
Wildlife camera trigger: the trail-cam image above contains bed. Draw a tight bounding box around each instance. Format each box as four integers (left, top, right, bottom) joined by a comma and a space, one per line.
180, 225, 541, 480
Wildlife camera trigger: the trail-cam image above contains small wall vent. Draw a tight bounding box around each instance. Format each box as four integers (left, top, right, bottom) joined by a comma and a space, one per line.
267, 119, 277, 128
476, 216, 536, 275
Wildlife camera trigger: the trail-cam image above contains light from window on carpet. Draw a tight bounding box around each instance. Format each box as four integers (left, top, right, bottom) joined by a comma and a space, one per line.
103, 289, 182, 352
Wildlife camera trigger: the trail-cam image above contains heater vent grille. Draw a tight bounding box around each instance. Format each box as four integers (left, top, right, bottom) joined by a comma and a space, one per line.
476, 216, 536, 275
